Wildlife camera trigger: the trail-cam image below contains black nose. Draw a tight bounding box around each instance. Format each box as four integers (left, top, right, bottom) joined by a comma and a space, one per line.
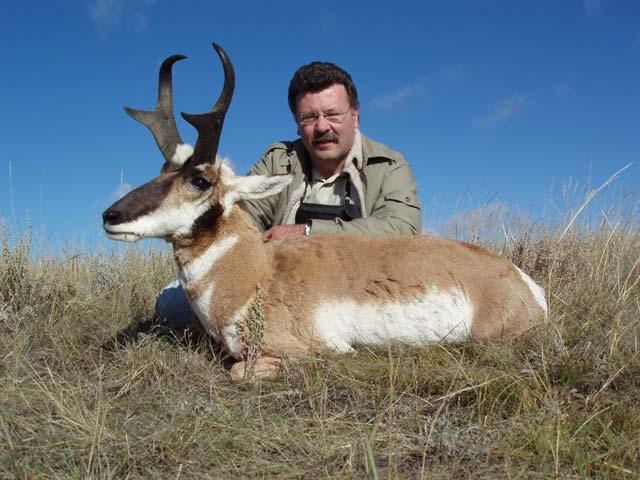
102, 209, 120, 224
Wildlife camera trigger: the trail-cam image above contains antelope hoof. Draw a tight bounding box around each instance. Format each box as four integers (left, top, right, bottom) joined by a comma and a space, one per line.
229, 357, 282, 382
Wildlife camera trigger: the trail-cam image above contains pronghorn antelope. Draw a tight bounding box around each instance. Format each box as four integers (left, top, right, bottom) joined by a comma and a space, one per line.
103, 43, 548, 381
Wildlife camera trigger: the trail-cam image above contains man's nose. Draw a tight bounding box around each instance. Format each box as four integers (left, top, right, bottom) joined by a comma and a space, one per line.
314, 114, 331, 132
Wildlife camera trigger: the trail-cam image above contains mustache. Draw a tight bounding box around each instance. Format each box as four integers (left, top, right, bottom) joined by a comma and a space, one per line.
312, 131, 339, 144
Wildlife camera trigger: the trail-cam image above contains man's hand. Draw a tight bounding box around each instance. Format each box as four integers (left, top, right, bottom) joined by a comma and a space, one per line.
262, 224, 306, 240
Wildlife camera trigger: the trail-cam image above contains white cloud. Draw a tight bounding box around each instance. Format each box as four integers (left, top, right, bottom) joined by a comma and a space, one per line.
89, 0, 156, 34
110, 182, 133, 202
90, 0, 124, 25
370, 79, 426, 111
584, 0, 604, 16
319, 13, 338, 35
93, 180, 133, 214
437, 64, 472, 82
552, 82, 572, 97
473, 93, 535, 128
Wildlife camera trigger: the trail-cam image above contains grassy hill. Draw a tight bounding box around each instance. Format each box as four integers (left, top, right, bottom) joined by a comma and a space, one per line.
1, 213, 638, 478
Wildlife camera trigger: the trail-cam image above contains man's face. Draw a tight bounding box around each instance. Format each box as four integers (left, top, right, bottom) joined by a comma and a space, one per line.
295, 83, 359, 176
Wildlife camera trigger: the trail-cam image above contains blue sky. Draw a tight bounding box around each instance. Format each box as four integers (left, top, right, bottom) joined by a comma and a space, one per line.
1, 1, 639, 250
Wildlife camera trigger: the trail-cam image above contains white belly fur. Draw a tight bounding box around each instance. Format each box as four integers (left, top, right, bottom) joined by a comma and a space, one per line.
312, 287, 474, 353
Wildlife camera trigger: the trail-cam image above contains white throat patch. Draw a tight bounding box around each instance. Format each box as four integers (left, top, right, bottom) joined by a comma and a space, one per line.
179, 235, 239, 284
189, 283, 217, 336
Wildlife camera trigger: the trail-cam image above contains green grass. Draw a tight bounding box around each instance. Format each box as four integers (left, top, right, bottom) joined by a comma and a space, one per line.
1, 209, 639, 478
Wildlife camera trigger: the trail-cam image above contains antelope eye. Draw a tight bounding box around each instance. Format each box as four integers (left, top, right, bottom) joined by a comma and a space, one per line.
191, 176, 212, 190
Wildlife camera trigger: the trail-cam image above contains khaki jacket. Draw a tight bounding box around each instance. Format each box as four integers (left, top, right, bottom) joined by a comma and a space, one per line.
242, 132, 421, 235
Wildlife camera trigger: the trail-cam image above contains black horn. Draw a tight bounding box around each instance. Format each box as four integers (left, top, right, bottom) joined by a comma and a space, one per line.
181, 43, 235, 166
124, 54, 187, 169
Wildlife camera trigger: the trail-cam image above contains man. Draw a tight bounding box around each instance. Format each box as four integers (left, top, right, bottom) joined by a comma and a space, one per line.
246, 61, 421, 240
156, 61, 421, 327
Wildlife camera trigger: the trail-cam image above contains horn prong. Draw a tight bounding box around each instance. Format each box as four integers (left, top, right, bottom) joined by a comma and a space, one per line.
124, 54, 187, 167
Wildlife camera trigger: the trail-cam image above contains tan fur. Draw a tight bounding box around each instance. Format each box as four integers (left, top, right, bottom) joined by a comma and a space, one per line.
174, 203, 547, 363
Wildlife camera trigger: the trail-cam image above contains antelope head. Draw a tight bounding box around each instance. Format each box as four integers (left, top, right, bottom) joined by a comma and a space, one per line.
102, 43, 291, 243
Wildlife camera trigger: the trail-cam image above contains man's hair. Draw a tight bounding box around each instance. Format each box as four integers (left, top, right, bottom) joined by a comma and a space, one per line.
288, 61, 359, 115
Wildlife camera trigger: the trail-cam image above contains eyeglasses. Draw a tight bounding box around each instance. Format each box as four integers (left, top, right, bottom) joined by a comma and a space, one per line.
296, 108, 352, 126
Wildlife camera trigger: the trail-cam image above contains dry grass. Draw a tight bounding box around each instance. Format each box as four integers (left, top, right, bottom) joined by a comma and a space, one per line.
1, 201, 639, 478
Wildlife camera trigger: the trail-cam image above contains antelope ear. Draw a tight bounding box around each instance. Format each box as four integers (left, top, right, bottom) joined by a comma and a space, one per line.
220, 163, 293, 212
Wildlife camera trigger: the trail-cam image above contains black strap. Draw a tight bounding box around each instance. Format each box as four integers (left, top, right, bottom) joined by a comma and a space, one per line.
294, 176, 361, 224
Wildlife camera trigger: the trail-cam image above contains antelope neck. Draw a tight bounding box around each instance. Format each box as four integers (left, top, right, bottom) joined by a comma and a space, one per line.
173, 205, 258, 265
